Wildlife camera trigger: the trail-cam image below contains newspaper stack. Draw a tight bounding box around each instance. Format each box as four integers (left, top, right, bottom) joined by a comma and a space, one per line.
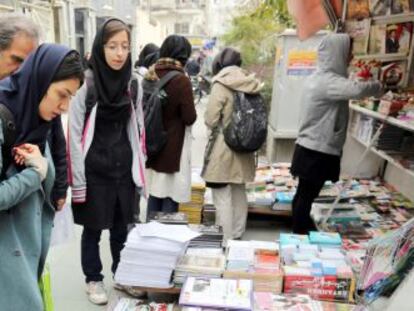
173, 253, 226, 287
188, 224, 224, 248
115, 222, 200, 288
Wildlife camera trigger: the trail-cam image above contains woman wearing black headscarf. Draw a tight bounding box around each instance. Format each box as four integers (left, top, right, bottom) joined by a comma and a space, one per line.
134, 43, 159, 82
145, 35, 197, 219
68, 18, 147, 305
0, 44, 83, 311
201, 47, 262, 244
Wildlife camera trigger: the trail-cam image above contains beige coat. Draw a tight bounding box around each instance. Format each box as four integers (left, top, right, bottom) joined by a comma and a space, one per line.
202, 65, 263, 184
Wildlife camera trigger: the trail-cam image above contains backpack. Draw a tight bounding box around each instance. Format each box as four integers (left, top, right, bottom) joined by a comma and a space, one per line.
0, 104, 16, 178
223, 91, 268, 153
142, 70, 181, 158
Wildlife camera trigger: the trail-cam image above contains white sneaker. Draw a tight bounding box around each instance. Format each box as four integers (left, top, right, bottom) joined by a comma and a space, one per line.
86, 281, 108, 305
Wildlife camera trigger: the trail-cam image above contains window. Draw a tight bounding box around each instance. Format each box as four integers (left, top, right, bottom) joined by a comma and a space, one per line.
175, 22, 189, 34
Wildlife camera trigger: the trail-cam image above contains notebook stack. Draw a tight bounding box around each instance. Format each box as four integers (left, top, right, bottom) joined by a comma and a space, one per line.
188, 224, 224, 248
280, 233, 355, 303
115, 222, 200, 288
179, 185, 206, 224
223, 240, 283, 294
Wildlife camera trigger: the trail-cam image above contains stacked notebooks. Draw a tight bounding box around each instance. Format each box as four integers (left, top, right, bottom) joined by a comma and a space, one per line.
115, 222, 200, 288
223, 240, 283, 294
179, 185, 206, 224
188, 224, 224, 248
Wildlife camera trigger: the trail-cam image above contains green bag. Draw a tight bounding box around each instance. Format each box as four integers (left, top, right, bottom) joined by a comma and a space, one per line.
39, 264, 54, 311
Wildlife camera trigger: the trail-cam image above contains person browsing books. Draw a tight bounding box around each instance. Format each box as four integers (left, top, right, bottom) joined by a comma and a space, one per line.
290, 33, 382, 234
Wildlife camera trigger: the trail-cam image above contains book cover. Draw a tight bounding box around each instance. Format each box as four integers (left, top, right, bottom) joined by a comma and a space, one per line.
369, 0, 392, 16
280, 233, 310, 246
369, 24, 387, 54
345, 19, 371, 55
386, 22, 413, 54
347, 0, 371, 19
391, 0, 411, 14
309, 231, 342, 246
381, 61, 408, 88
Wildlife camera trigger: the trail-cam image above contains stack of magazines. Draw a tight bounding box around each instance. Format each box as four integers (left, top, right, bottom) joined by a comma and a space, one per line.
115, 222, 200, 288
149, 212, 189, 225
188, 224, 224, 248
173, 253, 226, 287
179, 277, 253, 310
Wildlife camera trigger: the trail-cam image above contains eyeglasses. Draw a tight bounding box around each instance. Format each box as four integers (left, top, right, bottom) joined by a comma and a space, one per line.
104, 44, 131, 54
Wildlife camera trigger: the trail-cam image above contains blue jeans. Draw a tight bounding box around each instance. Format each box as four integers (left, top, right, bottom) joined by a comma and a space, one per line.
81, 221, 127, 283
146, 195, 179, 221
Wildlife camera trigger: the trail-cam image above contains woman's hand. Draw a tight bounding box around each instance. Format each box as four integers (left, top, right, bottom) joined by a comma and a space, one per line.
55, 197, 66, 211
14, 144, 48, 181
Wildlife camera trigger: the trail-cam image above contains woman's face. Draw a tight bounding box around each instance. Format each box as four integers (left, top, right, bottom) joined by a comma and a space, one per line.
104, 30, 130, 70
38, 78, 80, 121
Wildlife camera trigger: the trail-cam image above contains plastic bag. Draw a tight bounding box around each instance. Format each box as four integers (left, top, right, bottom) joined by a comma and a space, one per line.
50, 204, 75, 247
39, 264, 54, 311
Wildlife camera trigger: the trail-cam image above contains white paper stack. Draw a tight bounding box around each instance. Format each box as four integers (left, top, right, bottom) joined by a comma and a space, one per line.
115, 222, 201, 288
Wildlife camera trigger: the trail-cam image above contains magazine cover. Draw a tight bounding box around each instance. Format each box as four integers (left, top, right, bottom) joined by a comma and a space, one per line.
391, 0, 411, 14
381, 61, 408, 88
347, 0, 371, 19
369, 0, 392, 16
369, 24, 387, 54
254, 293, 319, 311
345, 19, 371, 55
179, 277, 253, 310
386, 22, 413, 54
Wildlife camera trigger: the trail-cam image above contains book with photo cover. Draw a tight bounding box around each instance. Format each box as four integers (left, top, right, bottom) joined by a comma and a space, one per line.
369, 24, 387, 54
391, 0, 411, 14
345, 19, 371, 55
369, 0, 392, 16
381, 61, 408, 88
179, 277, 253, 310
347, 0, 371, 19
386, 22, 413, 54
253, 293, 319, 311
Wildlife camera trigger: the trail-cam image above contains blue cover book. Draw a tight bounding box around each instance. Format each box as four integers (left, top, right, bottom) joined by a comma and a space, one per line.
309, 231, 342, 246
280, 233, 310, 246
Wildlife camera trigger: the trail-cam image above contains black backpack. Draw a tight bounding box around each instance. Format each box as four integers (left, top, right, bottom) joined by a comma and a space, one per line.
142, 70, 181, 158
0, 104, 16, 178
223, 91, 268, 153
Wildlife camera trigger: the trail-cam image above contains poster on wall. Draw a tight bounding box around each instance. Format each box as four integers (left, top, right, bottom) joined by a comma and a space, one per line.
286, 50, 318, 77
385, 22, 413, 54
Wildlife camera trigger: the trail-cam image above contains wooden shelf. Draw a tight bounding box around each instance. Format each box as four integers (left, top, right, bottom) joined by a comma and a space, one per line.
350, 104, 414, 133
351, 134, 414, 178
248, 206, 292, 217
354, 53, 408, 62
371, 12, 414, 24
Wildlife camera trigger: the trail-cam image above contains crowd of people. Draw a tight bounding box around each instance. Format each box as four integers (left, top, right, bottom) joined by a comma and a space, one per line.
0, 12, 384, 311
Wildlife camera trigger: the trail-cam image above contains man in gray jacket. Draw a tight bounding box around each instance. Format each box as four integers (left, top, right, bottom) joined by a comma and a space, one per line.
290, 33, 382, 234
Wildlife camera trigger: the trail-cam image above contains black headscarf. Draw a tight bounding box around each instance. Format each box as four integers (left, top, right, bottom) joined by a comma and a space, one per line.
0, 43, 75, 152
143, 51, 160, 68
159, 35, 192, 66
212, 48, 242, 76
135, 43, 159, 68
89, 18, 132, 120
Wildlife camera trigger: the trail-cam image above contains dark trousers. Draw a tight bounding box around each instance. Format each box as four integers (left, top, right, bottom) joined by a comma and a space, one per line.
292, 178, 325, 235
81, 218, 128, 283
146, 195, 179, 221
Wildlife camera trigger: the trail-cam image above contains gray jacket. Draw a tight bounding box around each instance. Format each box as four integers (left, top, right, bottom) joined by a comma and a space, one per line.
296, 33, 382, 156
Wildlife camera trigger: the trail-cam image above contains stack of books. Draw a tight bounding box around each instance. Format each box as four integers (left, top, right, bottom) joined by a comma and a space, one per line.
280, 233, 355, 303
115, 222, 200, 288
179, 277, 253, 310
188, 224, 223, 248
202, 188, 216, 225
179, 185, 206, 224
173, 253, 226, 287
149, 212, 189, 225
223, 240, 283, 294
